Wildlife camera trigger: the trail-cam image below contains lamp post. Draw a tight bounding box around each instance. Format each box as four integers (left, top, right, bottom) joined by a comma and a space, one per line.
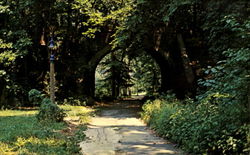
48, 37, 55, 104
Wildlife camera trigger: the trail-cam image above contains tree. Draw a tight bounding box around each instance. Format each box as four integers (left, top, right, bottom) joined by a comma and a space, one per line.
95, 50, 161, 99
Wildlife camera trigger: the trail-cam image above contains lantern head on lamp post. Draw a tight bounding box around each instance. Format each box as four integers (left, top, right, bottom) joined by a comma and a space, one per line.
48, 37, 55, 49
48, 37, 55, 61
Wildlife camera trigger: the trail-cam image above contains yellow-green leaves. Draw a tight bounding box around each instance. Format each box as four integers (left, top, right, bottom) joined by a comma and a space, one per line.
0, 51, 16, 65
0, 1, 9, 13
76, 0, 134, 38
0, 39, 12, 48
0, 39, 16, 66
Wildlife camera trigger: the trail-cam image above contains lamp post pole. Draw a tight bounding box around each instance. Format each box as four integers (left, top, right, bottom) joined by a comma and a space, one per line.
40, 28, 56, 104
48, 38, 55, 104
50, 54, 55, 104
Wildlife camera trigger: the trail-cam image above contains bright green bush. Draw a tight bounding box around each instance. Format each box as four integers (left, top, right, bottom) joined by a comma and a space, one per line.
141, 94, 249, 154
37, 98, 66, 122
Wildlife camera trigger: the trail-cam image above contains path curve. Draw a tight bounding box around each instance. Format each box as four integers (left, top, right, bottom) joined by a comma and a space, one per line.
79, 101, 184, 155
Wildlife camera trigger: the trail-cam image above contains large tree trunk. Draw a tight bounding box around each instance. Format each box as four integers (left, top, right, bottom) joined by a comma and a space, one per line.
177, 33, 195, 85
83, 69, 95, 105
111, 51, 119, 99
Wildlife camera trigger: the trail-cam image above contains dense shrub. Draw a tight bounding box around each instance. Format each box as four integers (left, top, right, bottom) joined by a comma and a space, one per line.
28, 89, 43, 105
37, 98, 66, 122
28, 89, 66, 122
141, 94, 249, 154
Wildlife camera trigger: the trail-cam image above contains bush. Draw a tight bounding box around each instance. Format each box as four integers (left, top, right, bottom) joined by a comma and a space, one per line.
141, 93, 249, 154
28, 89, 66, 122
28, 89, 43, 105
37, 98, 66, 122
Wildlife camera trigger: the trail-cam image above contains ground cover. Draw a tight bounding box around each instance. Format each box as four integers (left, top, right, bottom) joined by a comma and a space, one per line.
141, 95, 250, 154
0, 105, 93, 155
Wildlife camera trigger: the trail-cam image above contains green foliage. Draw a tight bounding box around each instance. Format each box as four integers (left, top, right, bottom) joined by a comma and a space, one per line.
141, 93, 249, 154
62, 97, 87, 106
0, 116, 67, 154
28, 89, 66, 122
0, 0, 33, 106
65, 125, 87, 153
0, 1, 9, 13
75, 0, 134, 38
198, 8, 250, 106
131, 54, 161, 95
0, 39, 15, 65
198, 47, 250, 106
95, 50, 132, 99
245, 125, 250, 153
202, 2, 249, 57
111, 0, 195, 50
37, 98, 66, 123
28, 89, 43, 105
95, 50, 161, 99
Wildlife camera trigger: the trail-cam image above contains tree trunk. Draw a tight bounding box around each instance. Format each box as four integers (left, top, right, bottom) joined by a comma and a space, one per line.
82, 69, 95, 105
111, 51, 117, 99
177, 33, 195, 85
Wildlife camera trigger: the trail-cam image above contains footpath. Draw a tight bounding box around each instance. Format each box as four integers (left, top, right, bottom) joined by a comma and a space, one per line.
79, 101, 184, 155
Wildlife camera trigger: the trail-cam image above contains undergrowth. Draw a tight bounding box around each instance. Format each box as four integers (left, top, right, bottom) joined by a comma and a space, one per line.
141, 93, 250, 154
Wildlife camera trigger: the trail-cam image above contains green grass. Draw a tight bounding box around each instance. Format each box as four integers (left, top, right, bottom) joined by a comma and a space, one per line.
0, 105, 92, 155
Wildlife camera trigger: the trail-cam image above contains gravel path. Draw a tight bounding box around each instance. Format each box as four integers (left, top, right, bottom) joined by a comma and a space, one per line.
79, 101, 184, 155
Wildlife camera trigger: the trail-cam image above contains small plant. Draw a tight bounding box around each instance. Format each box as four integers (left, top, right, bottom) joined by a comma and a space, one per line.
66, 125, 87, 153
63, 96, 86, 106
28, 89, 66, 122
37, 98, 66, 122
28, 89, 43, 105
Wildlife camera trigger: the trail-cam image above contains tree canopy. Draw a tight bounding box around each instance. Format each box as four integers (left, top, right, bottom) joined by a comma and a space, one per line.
0, 0, 249, 105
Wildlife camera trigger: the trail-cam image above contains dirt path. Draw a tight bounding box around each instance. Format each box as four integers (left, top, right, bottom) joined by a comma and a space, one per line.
79, 101, 183, 155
